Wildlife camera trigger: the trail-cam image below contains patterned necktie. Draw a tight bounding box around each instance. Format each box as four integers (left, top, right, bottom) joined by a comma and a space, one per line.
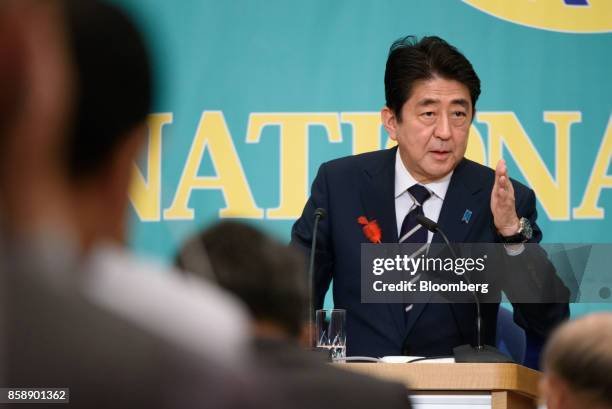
399, 184, 431, 243
399, 184, 431, 320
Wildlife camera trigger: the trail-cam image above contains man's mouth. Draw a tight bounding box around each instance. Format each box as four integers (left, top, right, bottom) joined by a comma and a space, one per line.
430, 150, 451, 159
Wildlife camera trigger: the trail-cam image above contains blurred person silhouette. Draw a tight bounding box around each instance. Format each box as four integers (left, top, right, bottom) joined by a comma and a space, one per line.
0, 1, 264, 407
176, 221, 413, 409
41, 0, 249, 365
539, 312, 612, 409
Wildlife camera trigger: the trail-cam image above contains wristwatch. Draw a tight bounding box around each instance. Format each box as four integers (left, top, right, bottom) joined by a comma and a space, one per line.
500, 217, 533, 244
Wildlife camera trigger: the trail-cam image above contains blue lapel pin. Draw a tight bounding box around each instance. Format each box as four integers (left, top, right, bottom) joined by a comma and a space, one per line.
461, 209, 472, 224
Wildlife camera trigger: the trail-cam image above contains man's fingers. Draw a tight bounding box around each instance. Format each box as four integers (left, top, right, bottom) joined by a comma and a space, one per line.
494, 159, 507, 190
494, 159, 516, 195
495, 159, 506, 175
499, 175, 507, 190
500, 174, 515, 195
493, 160, 502, 189
491, 159, 518, 234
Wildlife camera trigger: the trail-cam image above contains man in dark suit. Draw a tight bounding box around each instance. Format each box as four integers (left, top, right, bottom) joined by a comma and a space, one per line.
176, 221, 412, 409
291, 36, 569, 362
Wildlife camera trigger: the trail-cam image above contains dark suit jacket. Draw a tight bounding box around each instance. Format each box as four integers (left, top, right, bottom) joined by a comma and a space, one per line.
253, 337, 411, 409
291, 146, 569, 359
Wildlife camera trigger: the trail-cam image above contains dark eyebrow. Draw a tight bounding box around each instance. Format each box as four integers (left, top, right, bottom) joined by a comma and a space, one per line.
416, 98, 471, 109
416, 98, 439, 107
451, 99, 470, 109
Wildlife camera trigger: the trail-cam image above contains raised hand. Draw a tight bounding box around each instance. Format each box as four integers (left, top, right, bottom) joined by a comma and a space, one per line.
491, 159, 520, 237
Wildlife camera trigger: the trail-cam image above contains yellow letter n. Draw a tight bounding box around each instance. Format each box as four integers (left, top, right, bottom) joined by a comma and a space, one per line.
129, 113, 172, 222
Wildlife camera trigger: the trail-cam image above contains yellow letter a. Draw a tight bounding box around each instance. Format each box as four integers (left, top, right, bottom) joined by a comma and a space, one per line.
164, 111, 263, 220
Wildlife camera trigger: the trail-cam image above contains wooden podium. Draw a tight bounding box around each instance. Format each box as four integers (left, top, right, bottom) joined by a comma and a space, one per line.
338, 363, 541, 409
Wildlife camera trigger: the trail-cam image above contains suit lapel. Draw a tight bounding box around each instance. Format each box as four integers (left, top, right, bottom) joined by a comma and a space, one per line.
359, 147, 406, 341
359, 147, 398, 244
434, 159, 484, 244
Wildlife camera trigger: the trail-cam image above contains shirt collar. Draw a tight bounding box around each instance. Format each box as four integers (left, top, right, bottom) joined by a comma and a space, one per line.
394, 149, 453, 200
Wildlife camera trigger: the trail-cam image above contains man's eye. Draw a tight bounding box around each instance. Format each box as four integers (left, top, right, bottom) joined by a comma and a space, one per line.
452, 111, 466, 117
422, 112, 435, 117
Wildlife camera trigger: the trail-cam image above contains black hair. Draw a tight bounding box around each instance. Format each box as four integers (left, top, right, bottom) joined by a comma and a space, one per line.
63, 0, 152, 180
384, 35, 480, 121
177, 221, 308, 338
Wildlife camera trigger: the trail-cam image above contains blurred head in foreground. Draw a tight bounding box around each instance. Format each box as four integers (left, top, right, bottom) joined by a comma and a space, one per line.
540, 312, 612, 409
63, 0, 152, 249
0, 2, 252, 407
177, 221, 308, 340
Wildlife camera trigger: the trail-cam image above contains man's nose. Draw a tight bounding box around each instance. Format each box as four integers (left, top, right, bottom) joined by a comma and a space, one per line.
434, 115, 451, 140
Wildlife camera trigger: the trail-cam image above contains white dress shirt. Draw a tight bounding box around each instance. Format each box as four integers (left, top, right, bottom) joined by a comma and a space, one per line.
83, 241, 250, 368
394, 149, 452, 243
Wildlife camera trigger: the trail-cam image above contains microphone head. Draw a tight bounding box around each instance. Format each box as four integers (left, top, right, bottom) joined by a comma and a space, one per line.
314, 208, 327, 220
415, 214, 438, 232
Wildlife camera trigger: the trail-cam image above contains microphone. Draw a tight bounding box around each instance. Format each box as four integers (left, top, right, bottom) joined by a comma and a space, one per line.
415, 214, 456, 258
313, 207, 327, 220
415, 213, 438, 233
308, 208, 326, 348
415, 214, 512, 363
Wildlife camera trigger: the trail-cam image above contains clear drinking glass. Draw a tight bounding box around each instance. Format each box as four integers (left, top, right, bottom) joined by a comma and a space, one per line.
315, 309, 346, 362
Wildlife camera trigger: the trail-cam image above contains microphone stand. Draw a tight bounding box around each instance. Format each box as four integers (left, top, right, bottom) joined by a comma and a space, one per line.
308, 208, 327, 354
416, 215, 512, 363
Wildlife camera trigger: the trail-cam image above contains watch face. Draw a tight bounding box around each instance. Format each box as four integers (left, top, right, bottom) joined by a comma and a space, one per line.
500, 218, 532, 243
520, 218, 533, 240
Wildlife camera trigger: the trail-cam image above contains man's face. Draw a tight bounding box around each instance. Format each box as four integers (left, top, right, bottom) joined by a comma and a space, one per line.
382, 76, 473, 183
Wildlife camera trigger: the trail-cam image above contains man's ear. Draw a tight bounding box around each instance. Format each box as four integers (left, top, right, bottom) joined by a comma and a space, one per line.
381, 106, 398, 141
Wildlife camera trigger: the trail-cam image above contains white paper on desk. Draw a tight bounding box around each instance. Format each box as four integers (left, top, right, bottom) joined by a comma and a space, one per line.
380, 356, 456, 363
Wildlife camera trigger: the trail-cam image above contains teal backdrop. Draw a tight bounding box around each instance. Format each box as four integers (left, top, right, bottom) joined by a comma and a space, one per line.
112, 0, 612, 316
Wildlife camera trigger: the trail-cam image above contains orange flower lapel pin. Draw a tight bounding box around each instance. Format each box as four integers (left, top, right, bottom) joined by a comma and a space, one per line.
357, 216, 382, 244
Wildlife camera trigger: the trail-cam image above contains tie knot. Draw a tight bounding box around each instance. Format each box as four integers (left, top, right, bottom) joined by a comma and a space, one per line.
408, 184, 431, 206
